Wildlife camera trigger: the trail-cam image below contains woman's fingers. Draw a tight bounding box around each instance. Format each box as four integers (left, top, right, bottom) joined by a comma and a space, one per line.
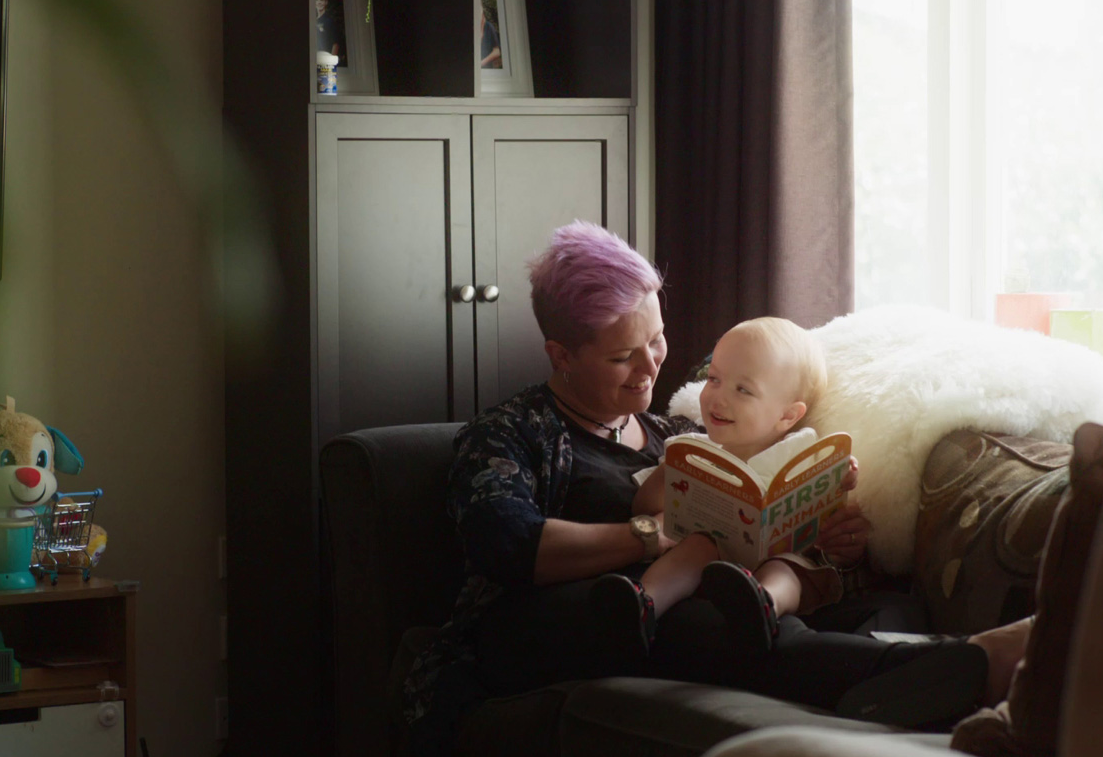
815, 503, 870, 561
823, 549, 863, 566
820, 504, 867, 537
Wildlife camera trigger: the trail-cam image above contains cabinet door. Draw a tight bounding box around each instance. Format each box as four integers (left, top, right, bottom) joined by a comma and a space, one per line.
315, 113, 474, 439
471, 115, 629, 411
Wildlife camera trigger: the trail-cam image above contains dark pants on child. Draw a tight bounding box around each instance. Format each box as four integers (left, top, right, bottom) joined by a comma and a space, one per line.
476, 578, 952, 713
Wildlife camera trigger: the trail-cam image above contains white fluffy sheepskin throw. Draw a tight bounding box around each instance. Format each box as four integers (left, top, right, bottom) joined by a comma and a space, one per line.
666, 305, 1103, 575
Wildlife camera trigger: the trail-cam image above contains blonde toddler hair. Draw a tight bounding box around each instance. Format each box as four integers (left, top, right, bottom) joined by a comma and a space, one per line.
727, 317, 827, 417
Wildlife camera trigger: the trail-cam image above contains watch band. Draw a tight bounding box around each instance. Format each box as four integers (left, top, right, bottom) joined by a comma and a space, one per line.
630, 515, 661, 560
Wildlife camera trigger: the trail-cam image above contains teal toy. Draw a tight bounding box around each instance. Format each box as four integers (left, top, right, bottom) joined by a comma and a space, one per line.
0, 396, 84, 590
0, 631, 19, 692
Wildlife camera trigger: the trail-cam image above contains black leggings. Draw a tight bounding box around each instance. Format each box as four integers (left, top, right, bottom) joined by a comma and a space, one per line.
476, 578, 964, 712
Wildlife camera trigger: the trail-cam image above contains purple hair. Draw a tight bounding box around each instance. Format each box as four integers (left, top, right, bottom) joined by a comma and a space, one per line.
528, 220, 663, 350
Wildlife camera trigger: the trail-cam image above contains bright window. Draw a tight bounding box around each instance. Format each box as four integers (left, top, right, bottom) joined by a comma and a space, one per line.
854, 0, 1103, 336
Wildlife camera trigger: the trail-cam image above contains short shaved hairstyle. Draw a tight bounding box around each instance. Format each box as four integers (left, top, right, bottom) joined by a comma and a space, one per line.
528, 220, 663, 351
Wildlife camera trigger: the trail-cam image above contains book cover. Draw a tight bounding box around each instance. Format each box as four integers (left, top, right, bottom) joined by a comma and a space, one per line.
662, 432, 852, 567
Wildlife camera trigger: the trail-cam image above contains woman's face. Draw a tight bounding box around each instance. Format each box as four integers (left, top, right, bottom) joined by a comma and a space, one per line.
562, 291, 667, 418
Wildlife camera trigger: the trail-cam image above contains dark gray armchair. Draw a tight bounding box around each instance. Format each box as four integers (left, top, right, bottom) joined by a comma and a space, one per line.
318, 423, 942, 757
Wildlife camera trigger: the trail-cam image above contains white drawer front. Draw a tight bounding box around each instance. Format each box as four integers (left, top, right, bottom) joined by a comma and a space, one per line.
0, 702, 125, 756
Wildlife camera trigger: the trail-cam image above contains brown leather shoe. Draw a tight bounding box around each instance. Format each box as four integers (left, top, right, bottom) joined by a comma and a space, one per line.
952, 421, 1103, 757
760, 552, 844, 615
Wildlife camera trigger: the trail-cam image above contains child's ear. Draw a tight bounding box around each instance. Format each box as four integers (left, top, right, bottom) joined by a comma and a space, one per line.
544, 340, 570, 373
779, 401, 808, 431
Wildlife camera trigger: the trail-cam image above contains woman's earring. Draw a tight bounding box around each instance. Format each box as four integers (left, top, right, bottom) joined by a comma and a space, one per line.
564, 371, 570, 385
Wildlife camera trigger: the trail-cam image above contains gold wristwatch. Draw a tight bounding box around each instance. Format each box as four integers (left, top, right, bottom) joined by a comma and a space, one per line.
630, 514, 661, 561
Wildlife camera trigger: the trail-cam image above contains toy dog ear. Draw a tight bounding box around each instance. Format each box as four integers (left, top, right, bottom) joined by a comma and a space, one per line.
46, 426, 84, 475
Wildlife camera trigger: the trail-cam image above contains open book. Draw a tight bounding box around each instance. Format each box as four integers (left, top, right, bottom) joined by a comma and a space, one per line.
662, 432, 852, 567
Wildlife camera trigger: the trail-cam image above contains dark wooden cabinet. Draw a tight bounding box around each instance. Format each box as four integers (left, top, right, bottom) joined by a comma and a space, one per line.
313, 110, 629, 439
223, 2, 640, 754
0, 577, 137, 756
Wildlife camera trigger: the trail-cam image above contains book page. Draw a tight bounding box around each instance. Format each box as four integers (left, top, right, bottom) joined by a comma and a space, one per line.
661, 435, 764, 563
661, 432, 852, 568
759, 433, 851, 560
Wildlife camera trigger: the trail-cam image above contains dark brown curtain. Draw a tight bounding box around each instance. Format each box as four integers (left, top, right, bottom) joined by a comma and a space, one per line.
653, 0, 855, 409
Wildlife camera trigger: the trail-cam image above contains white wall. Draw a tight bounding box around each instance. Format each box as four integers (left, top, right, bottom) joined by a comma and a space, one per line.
0, 1, 226, 755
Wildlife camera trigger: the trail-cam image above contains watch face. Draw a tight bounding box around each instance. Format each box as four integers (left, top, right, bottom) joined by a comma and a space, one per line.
633, 516, 659, 535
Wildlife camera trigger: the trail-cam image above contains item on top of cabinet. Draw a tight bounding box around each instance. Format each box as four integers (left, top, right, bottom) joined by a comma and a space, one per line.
32, 490, 107, 584
317, 51, 338, 95
0, 396, 85, 590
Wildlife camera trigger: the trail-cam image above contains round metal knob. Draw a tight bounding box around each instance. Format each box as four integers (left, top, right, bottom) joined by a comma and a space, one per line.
453, 285, 476, 303
479, 285, 500, 303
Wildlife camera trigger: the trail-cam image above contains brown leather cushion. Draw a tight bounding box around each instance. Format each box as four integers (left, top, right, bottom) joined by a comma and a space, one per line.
915, 428, 1071, 633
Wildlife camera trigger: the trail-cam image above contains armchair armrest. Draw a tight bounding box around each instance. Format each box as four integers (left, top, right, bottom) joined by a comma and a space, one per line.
319, 422, 464, 757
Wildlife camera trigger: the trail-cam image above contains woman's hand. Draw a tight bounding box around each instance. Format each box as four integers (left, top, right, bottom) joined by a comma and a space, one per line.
814, 502, 870, 567
534, 516, 673, 585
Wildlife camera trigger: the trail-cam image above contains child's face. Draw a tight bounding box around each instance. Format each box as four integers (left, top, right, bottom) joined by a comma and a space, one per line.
698, 329, 806, 460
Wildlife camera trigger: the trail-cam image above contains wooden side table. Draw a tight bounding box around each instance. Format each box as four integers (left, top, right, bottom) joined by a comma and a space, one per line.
0, 576, 136, 756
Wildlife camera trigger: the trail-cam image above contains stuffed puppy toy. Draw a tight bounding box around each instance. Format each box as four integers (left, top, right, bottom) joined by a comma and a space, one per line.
0, 396, 85, 589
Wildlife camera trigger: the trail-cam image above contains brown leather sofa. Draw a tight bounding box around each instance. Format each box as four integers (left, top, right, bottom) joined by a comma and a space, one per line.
318, 423, 1068, 757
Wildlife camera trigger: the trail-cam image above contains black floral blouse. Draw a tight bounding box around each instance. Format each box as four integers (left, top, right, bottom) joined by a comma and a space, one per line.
403, 383, 698, 740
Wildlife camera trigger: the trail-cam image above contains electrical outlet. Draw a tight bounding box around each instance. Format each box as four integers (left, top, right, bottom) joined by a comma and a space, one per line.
216, 696, 229, 740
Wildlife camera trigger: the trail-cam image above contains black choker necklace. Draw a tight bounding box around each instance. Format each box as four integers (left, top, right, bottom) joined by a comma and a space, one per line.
548, 387, 631, 443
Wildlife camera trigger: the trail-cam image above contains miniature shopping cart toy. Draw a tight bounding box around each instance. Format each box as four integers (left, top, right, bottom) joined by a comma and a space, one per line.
0, 396, 85, 590
33, 489, 106, 584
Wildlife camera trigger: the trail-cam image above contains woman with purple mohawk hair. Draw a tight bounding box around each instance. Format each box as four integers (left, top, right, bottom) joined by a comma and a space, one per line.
402, 221, 1032, 757
530, 220, 667, 430
529, 219, 664, 353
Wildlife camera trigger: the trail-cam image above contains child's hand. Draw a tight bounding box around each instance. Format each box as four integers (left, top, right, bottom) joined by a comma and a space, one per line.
815, 503, 870, 567
653, 513, 679, 555
841, 456, 859, 491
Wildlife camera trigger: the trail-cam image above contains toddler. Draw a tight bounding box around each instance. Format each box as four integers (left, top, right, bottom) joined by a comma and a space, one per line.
592, 317, 861, 653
